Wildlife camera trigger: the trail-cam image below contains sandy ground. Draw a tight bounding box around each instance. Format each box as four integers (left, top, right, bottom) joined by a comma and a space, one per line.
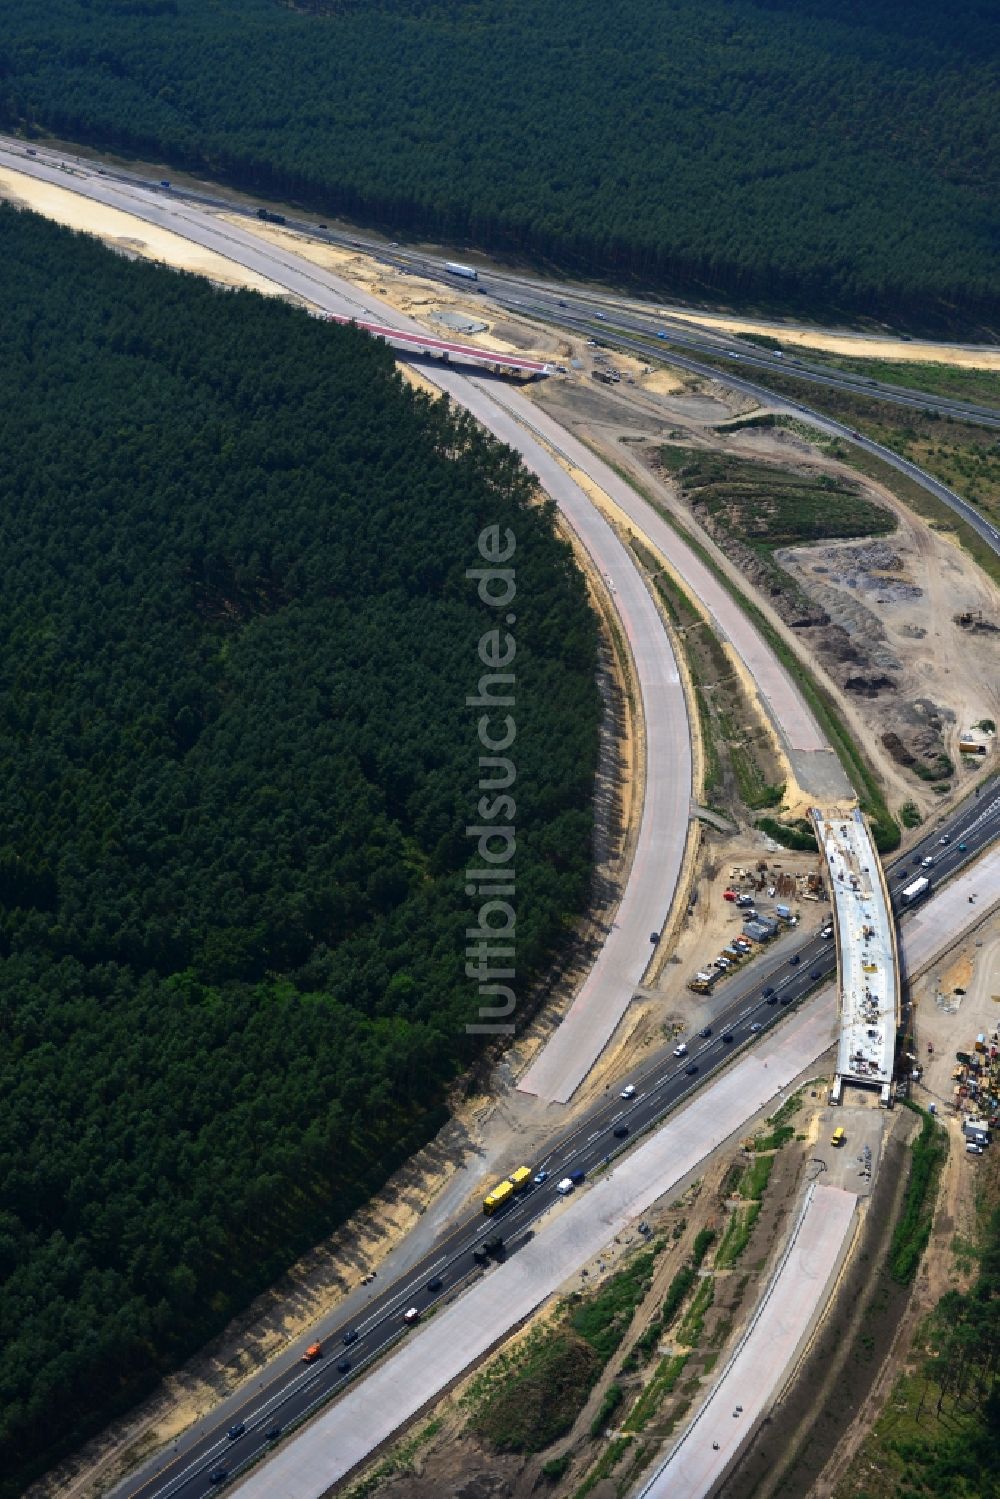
222, 217, 571, 366
0, 167, 288, 295
803, 918, 999, 1499
531, 370, 999, 821
658, 308, 1000, 369
911, 907, 1000, 1116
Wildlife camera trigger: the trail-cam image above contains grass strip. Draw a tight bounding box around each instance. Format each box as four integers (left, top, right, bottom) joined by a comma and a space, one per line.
889, 1103, 948, 1283
714, 1203, 762, 1270
677, 1276, 715, 1347
623, 1353, 690, 1433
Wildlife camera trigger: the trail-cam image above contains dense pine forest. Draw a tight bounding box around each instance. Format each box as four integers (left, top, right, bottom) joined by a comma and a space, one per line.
0, 0, 997, 326
0, 204, 600, 1491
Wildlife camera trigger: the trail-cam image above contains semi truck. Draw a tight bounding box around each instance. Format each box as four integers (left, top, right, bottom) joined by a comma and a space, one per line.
688, 970, 719, 995
257, 208, 287, 225
445, 262, 478, 281
901, 875, 931, 905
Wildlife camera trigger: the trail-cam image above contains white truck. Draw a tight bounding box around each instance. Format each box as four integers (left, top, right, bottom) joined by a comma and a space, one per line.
901, 875, 931, 905
444, 261, 478, 281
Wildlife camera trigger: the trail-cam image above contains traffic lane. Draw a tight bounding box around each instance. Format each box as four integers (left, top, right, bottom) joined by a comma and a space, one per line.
6, 138, 996, 431
137, 964, 833, 1498
132, 860, 985, 1486
492, 294, 1000, 428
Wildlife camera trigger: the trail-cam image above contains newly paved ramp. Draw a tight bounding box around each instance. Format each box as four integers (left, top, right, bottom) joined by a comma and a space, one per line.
636, 1183, 857, 1499
482, 389, 851, 797
439, 375, 693, 1103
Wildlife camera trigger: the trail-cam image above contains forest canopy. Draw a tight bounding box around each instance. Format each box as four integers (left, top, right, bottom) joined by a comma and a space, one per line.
0, 0, 997, 326
0, 203, 600, 1491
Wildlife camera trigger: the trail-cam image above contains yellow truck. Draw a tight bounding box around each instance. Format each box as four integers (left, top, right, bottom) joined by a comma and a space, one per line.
483, 1166, 533, 1214
483, 1179, 515, 1215
831, 1126, 846, 1148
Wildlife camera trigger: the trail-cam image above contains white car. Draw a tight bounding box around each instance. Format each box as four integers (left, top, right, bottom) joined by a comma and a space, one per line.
750, 1022, 763, 1033
556, 1178, 575, 1195
620, 1084, 637, 1099
922, 856, 935, 868
403, 1307, 420, 1324
673, 1043, 688, 1058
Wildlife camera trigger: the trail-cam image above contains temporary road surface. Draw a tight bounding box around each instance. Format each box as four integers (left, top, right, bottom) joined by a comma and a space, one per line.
232, 859, 996, 1498
1, 151, 702, 1105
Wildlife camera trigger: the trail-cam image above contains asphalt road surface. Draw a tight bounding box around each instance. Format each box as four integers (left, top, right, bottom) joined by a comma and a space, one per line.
115, 778, 998, 1499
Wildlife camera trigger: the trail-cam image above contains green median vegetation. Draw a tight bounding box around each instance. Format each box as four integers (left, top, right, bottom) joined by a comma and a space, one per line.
465, 1247, 661, 1453
889, 1104, 948, 1284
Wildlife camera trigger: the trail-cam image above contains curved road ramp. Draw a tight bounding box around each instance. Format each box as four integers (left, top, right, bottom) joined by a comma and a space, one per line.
636, 1183, 858, 1499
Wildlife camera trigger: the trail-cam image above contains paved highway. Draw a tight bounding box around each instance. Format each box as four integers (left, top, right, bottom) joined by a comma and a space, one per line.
3, 137, 998, 428
115, 778, 998, 1499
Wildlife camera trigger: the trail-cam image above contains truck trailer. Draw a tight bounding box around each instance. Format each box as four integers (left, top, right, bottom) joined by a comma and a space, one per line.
482, 1179, 515, 1215
445, 262, 479, 281
901, 875, 931, 905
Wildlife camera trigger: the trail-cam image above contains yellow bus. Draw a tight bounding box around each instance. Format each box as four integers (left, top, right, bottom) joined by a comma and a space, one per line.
831, 1126, 846, 1148
508, 1166, 532, 1192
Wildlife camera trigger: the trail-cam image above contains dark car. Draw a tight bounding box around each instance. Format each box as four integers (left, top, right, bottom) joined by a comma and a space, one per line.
265, 1426, 282, 1443
780, 993, 792, 1005
336, 1358, 352, 1375
700, 1026, 712, 1038
427, 1275, 444, 1293
209, 1470, 228, 1486
721, 1031, 734, 1043
810, 969, 821, 980
613, 1124, 630, 1138
959, 842, 967, 852
685, 1063, 698, 1075
227, 1423, 245, 1442
789, 954, 801, 966
342, 1328, 359, 1345
569, 1169, 585, 1184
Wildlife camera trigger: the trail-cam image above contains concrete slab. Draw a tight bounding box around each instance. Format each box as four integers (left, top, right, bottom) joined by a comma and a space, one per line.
636, 1183, 857, 1499
480, 388, 850, 785
436, 374, 693, 1104
234, 996, 839, 1498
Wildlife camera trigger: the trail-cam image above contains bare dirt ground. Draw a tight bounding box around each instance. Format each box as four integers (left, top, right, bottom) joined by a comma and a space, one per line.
530, 371, 999, 820
910, 909, 1000, 1118
657, 308, 1000, 369
0, 166, 288, 295
30, 531, 645, 1499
